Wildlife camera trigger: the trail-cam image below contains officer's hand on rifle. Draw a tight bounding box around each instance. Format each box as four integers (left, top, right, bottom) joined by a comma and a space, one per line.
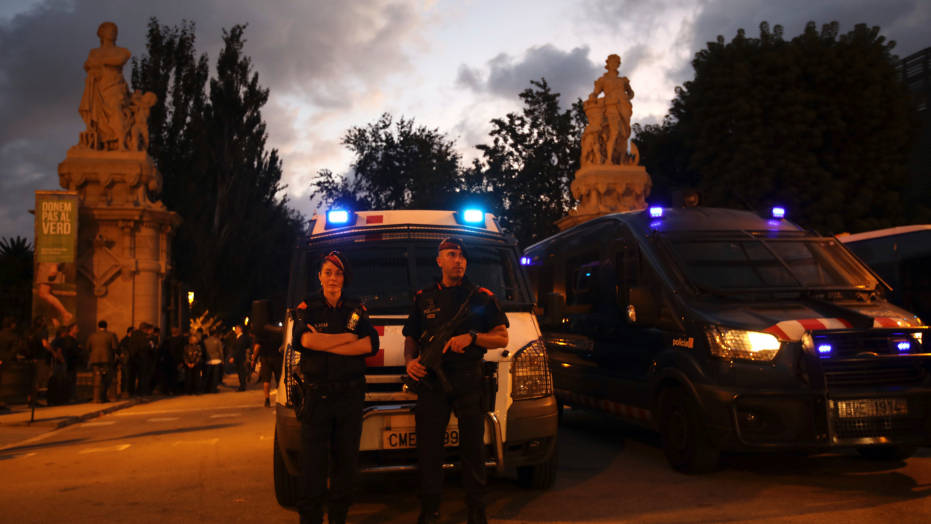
406, 357, 427, 380
443, 333, 472, 354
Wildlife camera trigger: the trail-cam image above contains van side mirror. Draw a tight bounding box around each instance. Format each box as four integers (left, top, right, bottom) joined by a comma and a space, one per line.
627, 286, 658, 326
252, 300, 284, 341
542, 292, 566, 327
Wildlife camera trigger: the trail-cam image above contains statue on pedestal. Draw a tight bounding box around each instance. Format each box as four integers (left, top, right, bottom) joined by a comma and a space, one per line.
75, 22, 156, 153
556, 53, 651, 231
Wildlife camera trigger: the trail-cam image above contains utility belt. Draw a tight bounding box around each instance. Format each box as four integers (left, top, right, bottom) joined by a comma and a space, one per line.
303, 376, 365, 398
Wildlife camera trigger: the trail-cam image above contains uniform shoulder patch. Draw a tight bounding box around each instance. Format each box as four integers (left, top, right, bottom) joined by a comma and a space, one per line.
297, 302, 308, 310
478, 287, 494, 296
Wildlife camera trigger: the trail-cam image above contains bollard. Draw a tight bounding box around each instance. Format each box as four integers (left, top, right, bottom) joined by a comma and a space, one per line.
92, 366, 104, 403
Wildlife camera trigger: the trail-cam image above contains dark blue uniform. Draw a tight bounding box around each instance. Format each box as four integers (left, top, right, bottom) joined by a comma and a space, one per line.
402, 276, 509, 514
292, 292, 379, 524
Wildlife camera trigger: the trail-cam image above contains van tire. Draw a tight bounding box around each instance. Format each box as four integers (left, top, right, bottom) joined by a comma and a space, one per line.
856, 445, 917, 461
658, 387, 720, 474
274, 428, 300, 507
517, 437, 558, 490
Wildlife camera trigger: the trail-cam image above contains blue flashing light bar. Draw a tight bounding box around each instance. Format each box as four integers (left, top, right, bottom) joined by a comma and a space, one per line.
520, 256, 531, 266
327, 210, 349, 224
772, 207, 786, 219
817, 344, 832, 355
897, 341, 911, 352
649, 207, 663, 218
462, 209, 484, 224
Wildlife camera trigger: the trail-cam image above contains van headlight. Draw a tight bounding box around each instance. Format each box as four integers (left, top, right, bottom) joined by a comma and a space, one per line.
705, 326, 781, 362
511, 339, 553, 400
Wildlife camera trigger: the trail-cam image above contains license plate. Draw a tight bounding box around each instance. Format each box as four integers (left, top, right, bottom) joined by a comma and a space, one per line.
382, 428, 459, 449
837, 398, 908, 418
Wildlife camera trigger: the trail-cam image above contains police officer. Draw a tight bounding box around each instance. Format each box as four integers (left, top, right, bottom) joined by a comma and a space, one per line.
403, 238, 509, 524
292, 251, 380, 524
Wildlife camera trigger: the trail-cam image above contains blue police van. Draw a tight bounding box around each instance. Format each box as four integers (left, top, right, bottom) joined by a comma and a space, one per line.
523, 199, 929, 473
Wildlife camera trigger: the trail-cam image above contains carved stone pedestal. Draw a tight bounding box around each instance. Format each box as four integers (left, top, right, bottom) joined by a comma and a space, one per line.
58, 149, 182, 339
556, 164, 652, 231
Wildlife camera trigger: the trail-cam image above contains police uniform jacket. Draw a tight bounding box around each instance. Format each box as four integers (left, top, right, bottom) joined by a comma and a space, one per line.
402, 276, 509, 365
292, 292, 380, 383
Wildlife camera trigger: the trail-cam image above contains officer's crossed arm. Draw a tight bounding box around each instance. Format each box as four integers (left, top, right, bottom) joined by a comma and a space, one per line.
300, 325, 358, 352
443, 324, 508, 354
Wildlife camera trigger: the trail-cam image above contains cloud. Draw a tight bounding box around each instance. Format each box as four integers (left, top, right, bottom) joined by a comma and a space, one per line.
456, 44, 603, 104
0, 0, 428, 239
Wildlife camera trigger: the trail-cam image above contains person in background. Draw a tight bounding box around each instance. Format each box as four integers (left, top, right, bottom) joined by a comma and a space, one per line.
0, 317, 20, 411
119, 326, 132, 398
86, 320, 119, 403
147, 326, 161, 394
62, 323, 82, 402
169, 327, 186, 393
203, 330, 224, 394
230, 324, 251, 392
128, 322, 150, 397
26, 317, 51, 407
251, 326, 283, 408
156, 327, 177, 395
183, 333, 202, 395
49, 326, 67, 376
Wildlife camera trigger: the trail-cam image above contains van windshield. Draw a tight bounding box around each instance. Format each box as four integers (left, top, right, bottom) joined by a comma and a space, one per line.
301, 243, 525, 313
662, 234, 879, 292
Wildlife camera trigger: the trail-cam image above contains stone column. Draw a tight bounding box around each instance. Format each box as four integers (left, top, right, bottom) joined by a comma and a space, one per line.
58, 150, 181, 339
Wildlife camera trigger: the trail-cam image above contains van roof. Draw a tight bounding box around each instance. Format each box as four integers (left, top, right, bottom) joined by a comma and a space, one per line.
837, 225, 931, 244
524, 207, 804, 256
305, 210, 513, 248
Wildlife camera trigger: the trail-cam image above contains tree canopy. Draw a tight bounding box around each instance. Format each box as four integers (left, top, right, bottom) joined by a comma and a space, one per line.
638, 21, 920, 235
132, 19, 304, 320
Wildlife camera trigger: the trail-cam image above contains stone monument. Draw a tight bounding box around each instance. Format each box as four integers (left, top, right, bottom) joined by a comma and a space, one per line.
556, 54, 652, 230
57, 22, 181, 339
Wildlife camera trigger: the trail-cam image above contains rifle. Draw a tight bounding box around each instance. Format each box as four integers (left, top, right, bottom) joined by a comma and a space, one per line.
402, 289, 476, 395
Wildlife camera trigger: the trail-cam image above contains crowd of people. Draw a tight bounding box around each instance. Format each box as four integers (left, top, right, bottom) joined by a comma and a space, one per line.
0, 316, 283, 408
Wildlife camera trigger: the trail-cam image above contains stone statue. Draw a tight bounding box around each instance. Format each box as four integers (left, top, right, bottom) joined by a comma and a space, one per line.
556, 53, 651, 231
587, 54, 635, 165
76, 22, 156, 153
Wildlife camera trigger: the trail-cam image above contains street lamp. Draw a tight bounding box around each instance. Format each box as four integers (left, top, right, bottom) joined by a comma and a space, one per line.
187, 291, 194, 306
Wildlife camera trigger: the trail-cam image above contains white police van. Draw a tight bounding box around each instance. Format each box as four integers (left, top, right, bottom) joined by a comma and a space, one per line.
270, 208, 558, 506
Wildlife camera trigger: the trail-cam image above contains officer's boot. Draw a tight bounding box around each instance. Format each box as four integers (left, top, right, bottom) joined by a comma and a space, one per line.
467, 505, 488, 524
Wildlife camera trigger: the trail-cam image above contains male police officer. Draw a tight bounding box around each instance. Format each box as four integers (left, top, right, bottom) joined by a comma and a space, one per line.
292, 252, 380, 524
404, 238, 509, 524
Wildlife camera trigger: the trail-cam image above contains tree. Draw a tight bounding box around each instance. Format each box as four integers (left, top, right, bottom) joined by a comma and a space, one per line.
132, 20, 303, 320
311, 114, 465, 211
0, 236, 33, 288
664, 21, 918, 235
467, 79, 585, 247
631, 118, 698, 206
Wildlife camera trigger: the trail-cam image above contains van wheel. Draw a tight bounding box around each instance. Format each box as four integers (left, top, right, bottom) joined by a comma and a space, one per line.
517, 437, 558, 490
857, 445, 917, 461
274, 428, 300, 507
658, 387, 720, 474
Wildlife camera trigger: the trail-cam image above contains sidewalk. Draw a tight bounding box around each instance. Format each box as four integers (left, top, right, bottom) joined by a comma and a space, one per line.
0, 397, 147, 429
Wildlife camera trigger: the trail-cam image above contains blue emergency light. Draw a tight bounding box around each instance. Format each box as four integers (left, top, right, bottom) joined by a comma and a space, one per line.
462, 209, 484, 224
324, 209, 358, 230
772, 207, 785, 219
898, 341, 911, 352
649, 207, 663, 218
818, 344, 832, 355
520, 257, 531, 266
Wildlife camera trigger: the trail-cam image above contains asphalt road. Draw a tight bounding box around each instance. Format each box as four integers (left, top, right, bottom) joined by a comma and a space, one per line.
2, 388, 931, 524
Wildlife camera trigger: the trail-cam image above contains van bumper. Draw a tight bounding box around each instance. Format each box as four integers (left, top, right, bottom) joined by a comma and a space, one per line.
505, 394, 559, 467
276, 405, 302, 476
693, 383, 931, 451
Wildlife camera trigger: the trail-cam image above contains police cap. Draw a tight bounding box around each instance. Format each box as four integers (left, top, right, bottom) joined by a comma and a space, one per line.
438, 237, 469, 260
320, 251, 353, 285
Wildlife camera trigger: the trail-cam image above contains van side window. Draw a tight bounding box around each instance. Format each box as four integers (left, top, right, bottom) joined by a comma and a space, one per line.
616, 247, 640, 306
536, 263, 554, 302
566, 251, 599, 306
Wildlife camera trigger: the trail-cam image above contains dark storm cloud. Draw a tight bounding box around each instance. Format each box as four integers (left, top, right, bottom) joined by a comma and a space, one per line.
0, 0, 424, 239
456, 44, 604, 104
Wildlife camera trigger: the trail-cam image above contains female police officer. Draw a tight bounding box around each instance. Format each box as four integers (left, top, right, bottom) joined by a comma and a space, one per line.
292, 251, 379, 524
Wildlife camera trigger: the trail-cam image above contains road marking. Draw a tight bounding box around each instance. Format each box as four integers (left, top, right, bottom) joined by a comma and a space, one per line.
173, 439, 219, 446
80, 444, 131, 454
147, 417, 179, 422
0, 452, 36, 461
116, 405, 256, 416
210, 413, 241, 418
81, 421, 116, 427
